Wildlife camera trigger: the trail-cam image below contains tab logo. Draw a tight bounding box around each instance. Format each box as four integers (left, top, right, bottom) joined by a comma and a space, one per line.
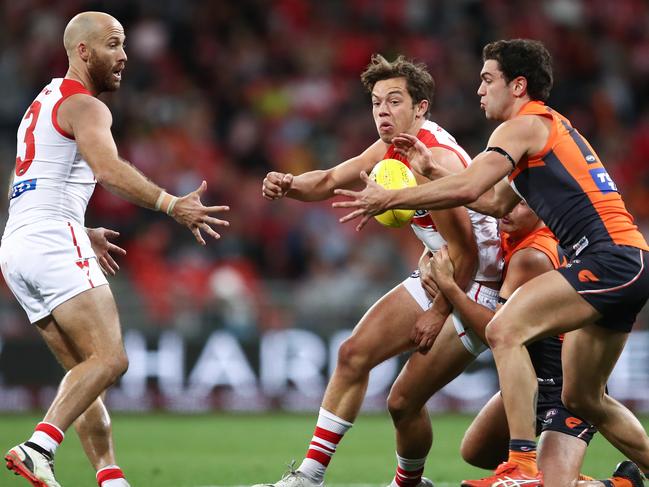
589, 168, 617, 193
10, 178, 37, 199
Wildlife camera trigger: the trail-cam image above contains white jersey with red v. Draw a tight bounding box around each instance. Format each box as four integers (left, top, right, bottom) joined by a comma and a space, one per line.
383, 119, 502, 282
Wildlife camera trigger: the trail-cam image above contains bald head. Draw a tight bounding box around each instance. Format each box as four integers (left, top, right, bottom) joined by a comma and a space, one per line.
63, 12, 122, 57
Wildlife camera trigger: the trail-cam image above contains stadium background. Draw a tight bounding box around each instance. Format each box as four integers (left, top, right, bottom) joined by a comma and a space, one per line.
1, 1, 649, 484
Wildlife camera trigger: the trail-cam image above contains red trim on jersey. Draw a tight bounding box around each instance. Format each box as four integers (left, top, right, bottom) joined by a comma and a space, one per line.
52, 79, 91, 140
473, 283, 482, 302
436, 143, 470, 168
35, 422, 64, 444
411, 212, 436, 228
384, 124, 469, 230
68, 222, 82, 258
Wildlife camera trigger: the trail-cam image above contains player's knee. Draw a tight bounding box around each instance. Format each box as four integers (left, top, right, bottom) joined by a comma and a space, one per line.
386, 389, 415, 422
460, 434, 501, 469
459, 439, 481, 468
485, 319, 507, 349
485, 318, 523, 351
103, 349, 129, 383
561, 390, 602, 423
336, 337, 372, 376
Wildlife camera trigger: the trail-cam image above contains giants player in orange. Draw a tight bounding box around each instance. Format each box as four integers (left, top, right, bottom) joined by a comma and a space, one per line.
430, 201, 642, 487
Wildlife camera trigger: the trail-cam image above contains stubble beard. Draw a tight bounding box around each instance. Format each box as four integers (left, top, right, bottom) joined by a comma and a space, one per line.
88, 49, 119, 94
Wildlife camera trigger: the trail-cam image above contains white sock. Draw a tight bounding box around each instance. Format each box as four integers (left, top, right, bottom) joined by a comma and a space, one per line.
97, 464, 128, 487
298, 408, 353, 483
28, 422, 64, 455
390, 453, 427, 487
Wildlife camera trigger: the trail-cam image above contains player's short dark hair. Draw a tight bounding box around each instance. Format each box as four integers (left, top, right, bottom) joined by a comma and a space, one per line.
482, 39, 553, 102
360, 54, 435, 116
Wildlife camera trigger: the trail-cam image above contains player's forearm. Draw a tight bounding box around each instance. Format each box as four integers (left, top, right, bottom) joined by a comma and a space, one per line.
450, 251, 478, 292
286, 170, 337, 201
95, 158, 167, 210
438, 281, 492, 342
386, 174, 479, 211
429, 290, 452, 318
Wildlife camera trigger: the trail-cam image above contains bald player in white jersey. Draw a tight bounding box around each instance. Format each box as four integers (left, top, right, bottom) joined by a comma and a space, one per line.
1, 12, 229, 487
253, 54, 502, 487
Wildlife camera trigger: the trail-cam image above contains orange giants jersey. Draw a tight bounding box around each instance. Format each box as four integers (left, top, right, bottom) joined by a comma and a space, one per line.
508, 101, 648, 258
502, 226, 566, 274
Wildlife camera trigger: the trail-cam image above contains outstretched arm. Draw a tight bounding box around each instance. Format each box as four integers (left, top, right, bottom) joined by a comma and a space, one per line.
332, 153, 510, 230
262, 139, 387, 202
60, 95, 229, 244
466, 178, 521, 218
393, 133, 521, 217
333, 118, 538, 229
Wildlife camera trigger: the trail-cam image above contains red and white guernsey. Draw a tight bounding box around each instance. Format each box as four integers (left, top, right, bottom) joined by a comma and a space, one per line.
3, 78, 95, 239
384, 120, 503, 282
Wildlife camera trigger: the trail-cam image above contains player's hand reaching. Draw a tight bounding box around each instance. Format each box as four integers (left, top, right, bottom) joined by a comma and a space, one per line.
262, 171, 294, 200
392, 133, 442, 179
87, 227, 126, 276
332, 171, 391, 231
170, 181, 230, 245
429, 245, 456, 292
418, 252, 439, 300
411, 307, 446, 354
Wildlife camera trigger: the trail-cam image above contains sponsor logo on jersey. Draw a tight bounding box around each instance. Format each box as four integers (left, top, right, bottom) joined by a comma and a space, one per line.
565, 416, 583, 429
10, 179, 37, 200
545, 408, 559, 419
571, 236, 589, 256
589, 168, 618, 193
578, 269, 600, 283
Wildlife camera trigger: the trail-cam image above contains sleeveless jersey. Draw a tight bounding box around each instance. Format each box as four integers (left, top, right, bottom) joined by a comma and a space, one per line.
384, 120, 503, 282
3, 78, 95, 239
502, 226, 565, 382
508, 101, 649, 258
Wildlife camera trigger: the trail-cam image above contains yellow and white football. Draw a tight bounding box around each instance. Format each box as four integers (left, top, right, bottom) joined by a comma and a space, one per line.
368, 158, 417, 228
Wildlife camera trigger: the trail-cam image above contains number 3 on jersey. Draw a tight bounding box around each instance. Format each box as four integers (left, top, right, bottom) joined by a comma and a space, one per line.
15, 101, 42, 176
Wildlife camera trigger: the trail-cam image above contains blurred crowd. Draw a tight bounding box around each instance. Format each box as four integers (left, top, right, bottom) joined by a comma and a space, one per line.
1, 0, 648, 339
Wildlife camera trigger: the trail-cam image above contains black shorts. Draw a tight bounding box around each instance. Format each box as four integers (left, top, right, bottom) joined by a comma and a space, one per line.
536, 383, 597, 445
558, 245, 649, 332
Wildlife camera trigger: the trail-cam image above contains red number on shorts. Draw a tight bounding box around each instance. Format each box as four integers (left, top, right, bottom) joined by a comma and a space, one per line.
15, 101, 42, 176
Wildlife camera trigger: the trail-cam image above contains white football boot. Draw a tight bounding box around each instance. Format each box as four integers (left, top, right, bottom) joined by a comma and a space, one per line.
252, 462, 324, 487
5, 441, 61, 487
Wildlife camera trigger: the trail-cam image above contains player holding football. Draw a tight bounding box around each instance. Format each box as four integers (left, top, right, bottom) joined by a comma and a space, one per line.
1, 11, 229, 487
334, 39, 649, 485
255, 54, 502, 487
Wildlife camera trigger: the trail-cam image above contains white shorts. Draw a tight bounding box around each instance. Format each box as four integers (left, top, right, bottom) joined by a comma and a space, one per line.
402, 272, 499, 356
0, 220, 107, 323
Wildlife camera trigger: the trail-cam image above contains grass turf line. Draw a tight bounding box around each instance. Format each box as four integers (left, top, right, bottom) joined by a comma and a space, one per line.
1, 413, 644, 486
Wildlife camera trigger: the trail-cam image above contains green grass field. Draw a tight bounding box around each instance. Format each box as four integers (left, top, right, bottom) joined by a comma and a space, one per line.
1, 413, 645, 486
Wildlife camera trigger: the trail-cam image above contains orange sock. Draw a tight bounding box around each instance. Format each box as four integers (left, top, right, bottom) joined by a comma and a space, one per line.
578, 474, 595, 481
609, 478, 632, 487
507, 450, 538, 476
